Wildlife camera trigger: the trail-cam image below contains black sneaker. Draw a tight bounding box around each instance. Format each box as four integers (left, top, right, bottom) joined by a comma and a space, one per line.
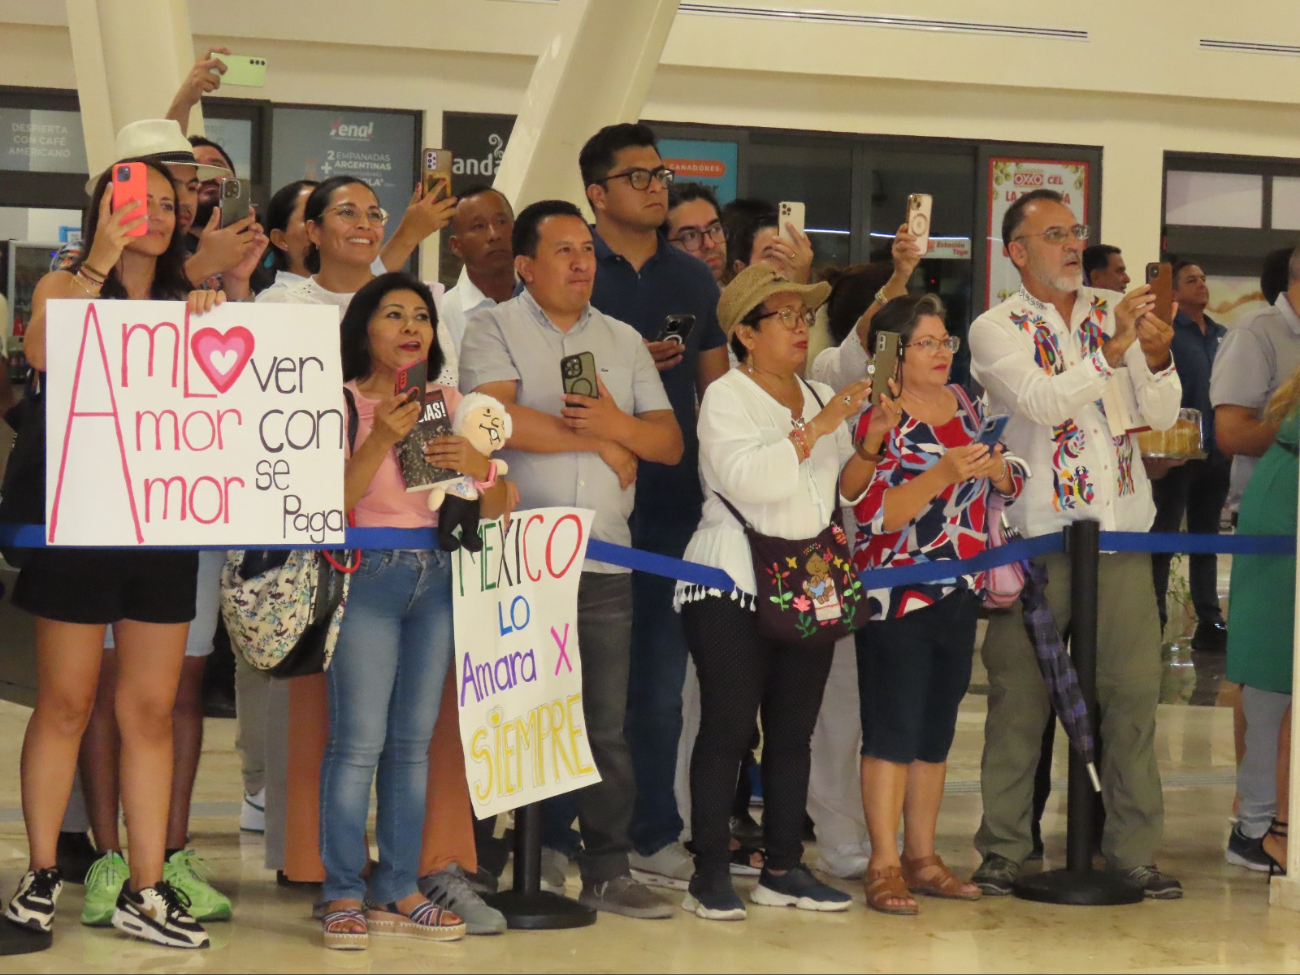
56, 831, 100, 885
1120, 864, 1183, 900
750, 864, 851, 912
111, 881, 210, 948
1192, 620, 1227, 653
1225, 825, 1272, 873
5, 868, 63, 932
971, 853, 1020, 896
682, 870, 746, 921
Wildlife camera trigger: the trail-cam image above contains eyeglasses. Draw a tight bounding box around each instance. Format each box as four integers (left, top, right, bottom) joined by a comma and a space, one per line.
668, 221, 726, 251
596, 167, 675, 191
323, 203, 389, 227
743, 305, 815, 330
1013, 224, 1089, 245
905, 335, 961, 355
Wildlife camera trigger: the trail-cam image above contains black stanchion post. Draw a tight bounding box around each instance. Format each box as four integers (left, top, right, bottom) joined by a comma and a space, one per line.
1013, 518, 1144, 906
483, 802, 596, 930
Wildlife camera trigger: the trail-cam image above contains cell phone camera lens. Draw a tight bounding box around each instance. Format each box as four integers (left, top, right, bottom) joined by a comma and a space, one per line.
117, 166, 130, 180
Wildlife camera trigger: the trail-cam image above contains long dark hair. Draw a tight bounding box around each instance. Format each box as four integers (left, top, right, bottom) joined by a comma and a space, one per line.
340, 272, 443, 382
80, 157, 191, 300
824, 263, 897, 345
264, 179, 319, 274
303, 176, 375, 274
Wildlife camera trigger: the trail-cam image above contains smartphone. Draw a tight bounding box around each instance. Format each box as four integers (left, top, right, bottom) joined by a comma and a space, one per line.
871, 331, 901, 409
657, 314, 696, 345
907, 193, 932, 255
422, 148, 453, 202
1146, 262, 1174, 324
560, 351, 599, 399
214, 54, 267, 88
218, 177, 252, 230
777, 201, 805, 244
112, 162, 148, 237
977, 413, 1010, 447
395, 358, 428, 409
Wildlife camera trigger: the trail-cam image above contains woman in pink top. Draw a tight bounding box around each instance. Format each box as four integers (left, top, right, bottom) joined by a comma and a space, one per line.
321, 272, 514, 949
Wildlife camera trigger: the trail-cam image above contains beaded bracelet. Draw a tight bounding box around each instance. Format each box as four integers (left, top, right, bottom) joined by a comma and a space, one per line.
790, 428, 810, 461
74, 270, 102, 296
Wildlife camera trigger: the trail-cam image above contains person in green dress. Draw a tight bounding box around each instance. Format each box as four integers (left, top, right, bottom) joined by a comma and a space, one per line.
1226, 367, 1300, 873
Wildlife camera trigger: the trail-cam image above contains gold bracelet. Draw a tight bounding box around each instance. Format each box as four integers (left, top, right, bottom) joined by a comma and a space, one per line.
74, 271, 102, 296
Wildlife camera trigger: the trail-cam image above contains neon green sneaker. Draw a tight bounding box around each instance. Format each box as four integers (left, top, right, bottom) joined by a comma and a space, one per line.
162, 849, 232, 921
81, 850, 129, 926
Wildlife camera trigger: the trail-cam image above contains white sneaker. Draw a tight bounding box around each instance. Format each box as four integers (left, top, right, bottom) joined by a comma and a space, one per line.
540, 848, 569, 894
240, 789, 265, 834
815, 843, 870, 880
629, 842, 694, 891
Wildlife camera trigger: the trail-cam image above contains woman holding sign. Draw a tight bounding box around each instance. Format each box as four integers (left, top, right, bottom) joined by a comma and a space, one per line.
6, 158, 223, 949
318, 272, 517, 949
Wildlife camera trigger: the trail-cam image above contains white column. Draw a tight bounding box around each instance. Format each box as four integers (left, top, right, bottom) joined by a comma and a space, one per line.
491, 0, 681, 212
65, 0, 201, 179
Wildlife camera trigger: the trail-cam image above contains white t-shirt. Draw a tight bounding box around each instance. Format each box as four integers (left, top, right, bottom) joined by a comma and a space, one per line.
260, 275, 456, 387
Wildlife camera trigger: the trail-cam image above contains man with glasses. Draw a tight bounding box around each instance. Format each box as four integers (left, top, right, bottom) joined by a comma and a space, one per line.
563, 123, 729, 893
968, 189, 1184, 899
665, 183, 728, 284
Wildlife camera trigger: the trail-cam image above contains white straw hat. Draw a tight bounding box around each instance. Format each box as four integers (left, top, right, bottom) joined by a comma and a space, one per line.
84, 119, 231, 195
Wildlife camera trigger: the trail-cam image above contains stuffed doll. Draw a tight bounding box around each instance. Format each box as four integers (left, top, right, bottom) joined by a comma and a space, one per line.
425, 392, 512, 552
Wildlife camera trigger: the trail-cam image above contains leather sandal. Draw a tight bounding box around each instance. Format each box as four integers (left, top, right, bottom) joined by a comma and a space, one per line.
366, 900, 466, 941
901, 854, 981, 901
322, 907, 368, 950
864, 866, 919, 915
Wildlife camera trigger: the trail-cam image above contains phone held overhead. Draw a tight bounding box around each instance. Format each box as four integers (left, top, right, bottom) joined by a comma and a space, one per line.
907, 193, 932, 255
213, 54, 267, 87
423, 148, 453, 202
778, 201, 805, 244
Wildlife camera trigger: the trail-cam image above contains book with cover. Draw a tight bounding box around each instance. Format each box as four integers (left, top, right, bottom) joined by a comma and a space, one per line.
395, 388, 459, 491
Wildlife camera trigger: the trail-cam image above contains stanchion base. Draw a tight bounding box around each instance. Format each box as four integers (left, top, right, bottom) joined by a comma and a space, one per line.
1013, 868, 1145, 906
0, 920, 52, 957
484, 889, 597, 930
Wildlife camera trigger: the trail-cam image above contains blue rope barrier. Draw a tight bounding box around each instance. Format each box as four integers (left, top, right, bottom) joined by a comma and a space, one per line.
0, 524, 1294, 592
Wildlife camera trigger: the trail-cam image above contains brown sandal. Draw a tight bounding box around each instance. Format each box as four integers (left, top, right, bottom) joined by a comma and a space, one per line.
864, 866, 919, 915
901, 854, 981, 901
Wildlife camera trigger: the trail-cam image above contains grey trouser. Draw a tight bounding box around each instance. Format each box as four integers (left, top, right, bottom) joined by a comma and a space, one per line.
976, 551, 1164, 871
1238, 686, 1290, 839
235, 652, 271, 797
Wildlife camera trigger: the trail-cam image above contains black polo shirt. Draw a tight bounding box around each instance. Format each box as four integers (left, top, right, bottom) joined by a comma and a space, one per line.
589, 228, 726, 526
1170, 310, 1228, 460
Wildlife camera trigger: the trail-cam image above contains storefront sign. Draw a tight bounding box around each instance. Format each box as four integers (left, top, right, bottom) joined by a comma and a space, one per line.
270, 107, 416, 238
0, 108, 88, 174
986, 157, 1089, 307
453, 508, 601, 818
442, 112, 515, 193
44, 300, 344, 546
659, 138, 738, 204
928, 237, 971, 260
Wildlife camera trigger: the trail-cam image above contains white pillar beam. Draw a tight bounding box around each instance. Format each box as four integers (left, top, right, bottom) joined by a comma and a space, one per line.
492, 0, 680, 212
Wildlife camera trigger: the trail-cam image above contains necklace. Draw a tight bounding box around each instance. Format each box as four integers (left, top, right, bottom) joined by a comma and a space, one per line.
745, 361, 803, 426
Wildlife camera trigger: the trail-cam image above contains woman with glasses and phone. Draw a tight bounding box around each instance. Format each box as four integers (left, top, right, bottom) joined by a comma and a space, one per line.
845, 294, 1025, 916
5, 159, 224, 949
674, 264, 881, 920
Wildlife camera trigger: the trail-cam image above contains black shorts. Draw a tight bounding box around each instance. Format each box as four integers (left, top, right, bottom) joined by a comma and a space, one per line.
856, 590, 979, 765
14, 547, 199, 625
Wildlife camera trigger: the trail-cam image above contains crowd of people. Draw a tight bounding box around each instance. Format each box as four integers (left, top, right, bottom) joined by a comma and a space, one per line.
1, 49, 1296, 953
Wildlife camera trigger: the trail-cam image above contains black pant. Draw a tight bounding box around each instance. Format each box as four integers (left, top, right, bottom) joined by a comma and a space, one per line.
682, 596, 834, 874
1150, 458, 1231, 628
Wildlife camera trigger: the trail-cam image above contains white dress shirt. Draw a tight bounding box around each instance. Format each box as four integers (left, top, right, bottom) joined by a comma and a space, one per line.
969, 286, 1181, 537
439, 273, 500, 358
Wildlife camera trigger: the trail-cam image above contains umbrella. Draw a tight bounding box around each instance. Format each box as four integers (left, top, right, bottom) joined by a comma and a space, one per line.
1019, 559, 1102, 792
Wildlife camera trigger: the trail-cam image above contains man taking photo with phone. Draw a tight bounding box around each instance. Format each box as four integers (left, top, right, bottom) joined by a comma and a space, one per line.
459, 199, 682, 919
968, 189, 1184, 900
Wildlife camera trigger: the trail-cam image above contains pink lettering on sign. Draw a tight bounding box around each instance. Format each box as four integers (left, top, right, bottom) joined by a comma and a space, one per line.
191, 326, 255, 393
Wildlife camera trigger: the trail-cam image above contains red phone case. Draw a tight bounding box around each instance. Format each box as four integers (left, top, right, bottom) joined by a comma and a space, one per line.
112, 162, 148, 237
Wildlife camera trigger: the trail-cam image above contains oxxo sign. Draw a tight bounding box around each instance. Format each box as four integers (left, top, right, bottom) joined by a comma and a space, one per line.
452, 508, 601, 818
43, 300, 345, 547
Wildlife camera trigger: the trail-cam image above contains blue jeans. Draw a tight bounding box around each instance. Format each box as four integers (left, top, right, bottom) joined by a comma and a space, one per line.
320, 550, 454, 904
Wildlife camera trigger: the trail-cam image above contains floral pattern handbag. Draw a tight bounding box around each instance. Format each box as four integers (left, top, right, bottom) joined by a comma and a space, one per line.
716, 495, 867, 649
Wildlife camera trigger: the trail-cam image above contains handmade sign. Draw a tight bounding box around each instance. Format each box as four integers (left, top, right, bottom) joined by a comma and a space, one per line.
43, 299, 344, 546
453, 507, 601, 818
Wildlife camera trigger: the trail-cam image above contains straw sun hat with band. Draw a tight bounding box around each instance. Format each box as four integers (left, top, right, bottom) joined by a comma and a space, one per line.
718, 263, 832, 361
84, 118, 230, 195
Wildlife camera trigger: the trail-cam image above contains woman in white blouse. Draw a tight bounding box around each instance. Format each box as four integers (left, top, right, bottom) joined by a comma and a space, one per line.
674, 265, 892, 921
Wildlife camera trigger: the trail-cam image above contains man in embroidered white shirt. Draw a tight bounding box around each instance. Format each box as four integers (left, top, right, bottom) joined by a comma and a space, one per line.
968, 189, 1184, 900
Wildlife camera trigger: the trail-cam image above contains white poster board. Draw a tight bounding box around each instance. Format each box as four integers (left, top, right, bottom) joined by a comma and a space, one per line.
453, 507, 601, 818
987, 157, 1090, 308
44, 299, 344, 547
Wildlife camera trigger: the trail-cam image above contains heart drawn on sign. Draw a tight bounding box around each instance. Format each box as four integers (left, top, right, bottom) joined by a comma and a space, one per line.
191, 326, 255, 393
